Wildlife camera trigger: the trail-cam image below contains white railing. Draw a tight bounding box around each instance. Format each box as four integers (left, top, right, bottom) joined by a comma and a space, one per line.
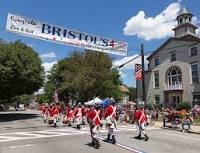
164, 83, 183, 90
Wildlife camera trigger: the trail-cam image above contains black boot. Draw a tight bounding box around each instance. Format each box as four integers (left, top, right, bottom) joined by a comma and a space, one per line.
144, 134, 149, 141
91, 139, 95, 146
77, 124, 81, 130
105, 134, 110, 142
135, 133, 141, 139
112, 135, 116, 144
94, 139, 100, 149
54, 123, 57, 128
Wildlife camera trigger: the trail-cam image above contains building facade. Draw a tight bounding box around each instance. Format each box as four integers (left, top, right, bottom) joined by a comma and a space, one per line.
145, 7, 200, 108
119, 85, 129, 103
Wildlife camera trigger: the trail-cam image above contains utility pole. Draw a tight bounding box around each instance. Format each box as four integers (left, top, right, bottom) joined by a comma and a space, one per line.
141, 43, 146, 108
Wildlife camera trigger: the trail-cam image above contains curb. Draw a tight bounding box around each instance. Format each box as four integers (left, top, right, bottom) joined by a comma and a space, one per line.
159, 126, 200, 135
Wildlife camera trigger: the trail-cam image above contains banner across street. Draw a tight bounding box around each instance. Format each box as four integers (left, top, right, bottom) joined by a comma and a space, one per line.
6, 13, 128, 56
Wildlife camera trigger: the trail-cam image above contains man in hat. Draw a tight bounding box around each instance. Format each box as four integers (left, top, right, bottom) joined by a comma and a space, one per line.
134, 105, 149, 141
63, 105, 74, 126
104, 98, 117, 144
74, 103, 83, 129
48, 103, 59, 128
87, 104, 102, 149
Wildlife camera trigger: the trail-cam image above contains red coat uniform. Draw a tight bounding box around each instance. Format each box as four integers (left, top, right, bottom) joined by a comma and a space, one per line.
74, 107, 82, 117
40, 105, 46, 114
87, 109, 102, 126
67, 109, 74, 119
134, 109, 147, 124
81, 107, 87, 117
50, 106, 59, 117
104, 105, 116, 119
57, 106, 62, 114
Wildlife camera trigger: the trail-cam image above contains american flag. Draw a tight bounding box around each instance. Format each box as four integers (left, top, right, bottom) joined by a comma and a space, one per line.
135, 64, 142, 80
53, 89, 59, 103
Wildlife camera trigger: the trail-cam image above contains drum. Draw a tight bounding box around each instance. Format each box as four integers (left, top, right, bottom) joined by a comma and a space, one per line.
48, 119, 54, 125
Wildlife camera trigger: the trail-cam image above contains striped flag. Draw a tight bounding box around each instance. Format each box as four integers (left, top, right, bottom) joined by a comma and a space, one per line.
53, 89, 59, 103
135, 64, 142, 80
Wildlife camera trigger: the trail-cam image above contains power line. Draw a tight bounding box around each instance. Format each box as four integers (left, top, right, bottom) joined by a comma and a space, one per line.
115, 41, 200, 69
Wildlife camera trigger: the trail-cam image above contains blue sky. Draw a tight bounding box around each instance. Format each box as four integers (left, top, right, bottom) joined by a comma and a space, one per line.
0, 0, 200, 87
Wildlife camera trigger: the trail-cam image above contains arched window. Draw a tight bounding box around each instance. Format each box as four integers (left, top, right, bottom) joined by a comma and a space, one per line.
167, 67, 182, 85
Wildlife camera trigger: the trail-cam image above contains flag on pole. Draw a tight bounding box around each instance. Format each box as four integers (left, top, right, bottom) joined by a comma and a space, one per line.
135, 64, 142, 80
53, 89, 59, 103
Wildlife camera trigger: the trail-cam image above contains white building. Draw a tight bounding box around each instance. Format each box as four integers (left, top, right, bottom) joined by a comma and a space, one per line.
145, 7, 200, 108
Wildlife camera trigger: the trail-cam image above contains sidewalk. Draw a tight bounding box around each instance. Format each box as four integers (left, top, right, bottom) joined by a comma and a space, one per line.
153, 121, 200, 134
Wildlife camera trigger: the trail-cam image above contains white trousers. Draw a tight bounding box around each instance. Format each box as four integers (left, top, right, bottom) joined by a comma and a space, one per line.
138, 122, 146, 135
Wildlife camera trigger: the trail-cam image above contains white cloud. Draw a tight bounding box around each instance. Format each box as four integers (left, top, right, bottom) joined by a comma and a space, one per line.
40, 52, 57, 60
192, 16, 200, 36
42, 61, 57, 76
123, 2, 181, 40
112, 54, 148, 79
112, 54, 149, 70
119, 71, 126, 78
27, 43, 34, 48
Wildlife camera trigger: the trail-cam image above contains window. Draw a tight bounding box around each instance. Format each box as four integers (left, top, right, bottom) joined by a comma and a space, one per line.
169, 51, 176, 62
193, 92, 200, 105
193, 94, 200, 102
191, 63, 199, 84
154, 71, 159, 88
179, 18, 182, 24
154, 58, 159, 66
167, 67, 182, 86
189, 46, 197, 56
154, 96, 160, 104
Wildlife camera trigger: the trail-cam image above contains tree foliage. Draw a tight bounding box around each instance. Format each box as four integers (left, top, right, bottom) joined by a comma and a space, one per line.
45, 50, 122, 103
0, 40, 44, 102
127, 87, 137, 101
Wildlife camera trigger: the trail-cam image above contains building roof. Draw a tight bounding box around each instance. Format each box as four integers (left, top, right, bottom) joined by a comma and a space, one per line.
179, 6, 191, 15
172, 22, 198, 31
119, 85, 129, 93
177, 6, 193, 20
147, 34, 200, 60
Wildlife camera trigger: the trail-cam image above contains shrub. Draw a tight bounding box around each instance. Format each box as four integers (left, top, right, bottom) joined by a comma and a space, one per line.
177, 102, 191, 111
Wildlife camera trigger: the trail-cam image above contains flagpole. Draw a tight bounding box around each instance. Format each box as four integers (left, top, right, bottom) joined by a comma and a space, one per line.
136, 79, 138, 105
141, 43, 146, 109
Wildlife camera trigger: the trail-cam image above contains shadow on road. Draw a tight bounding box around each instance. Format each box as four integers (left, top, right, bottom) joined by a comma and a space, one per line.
0, 112, 39, 122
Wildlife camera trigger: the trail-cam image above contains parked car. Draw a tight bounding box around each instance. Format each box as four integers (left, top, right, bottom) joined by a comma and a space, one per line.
16, 104, 26, 111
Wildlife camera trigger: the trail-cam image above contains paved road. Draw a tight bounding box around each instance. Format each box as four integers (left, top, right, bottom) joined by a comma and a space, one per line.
0, 110, 200, 153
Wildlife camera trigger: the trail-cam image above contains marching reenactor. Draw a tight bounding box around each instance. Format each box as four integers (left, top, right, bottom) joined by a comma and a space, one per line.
63, 106, 74, 126
81, 105, 87, 125
49, 103, 59, 128
43, 103, 49, 123
134, 105, 149, 141
74, 104, 83, 129
87, 104, 102, 149
104, 98, 117, 144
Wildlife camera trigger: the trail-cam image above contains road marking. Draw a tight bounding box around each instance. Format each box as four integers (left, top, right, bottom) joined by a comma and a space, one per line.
4, 144, 37, 149
98, 136, 145, 153
0, 125, 159, 143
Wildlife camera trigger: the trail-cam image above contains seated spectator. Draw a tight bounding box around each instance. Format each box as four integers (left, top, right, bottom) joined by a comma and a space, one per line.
181, 113, 193, 132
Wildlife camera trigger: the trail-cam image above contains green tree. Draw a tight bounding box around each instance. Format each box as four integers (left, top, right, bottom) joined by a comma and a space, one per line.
0, 40, 44, 102
45, 50, 122, 103
127, 87, 137, 101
